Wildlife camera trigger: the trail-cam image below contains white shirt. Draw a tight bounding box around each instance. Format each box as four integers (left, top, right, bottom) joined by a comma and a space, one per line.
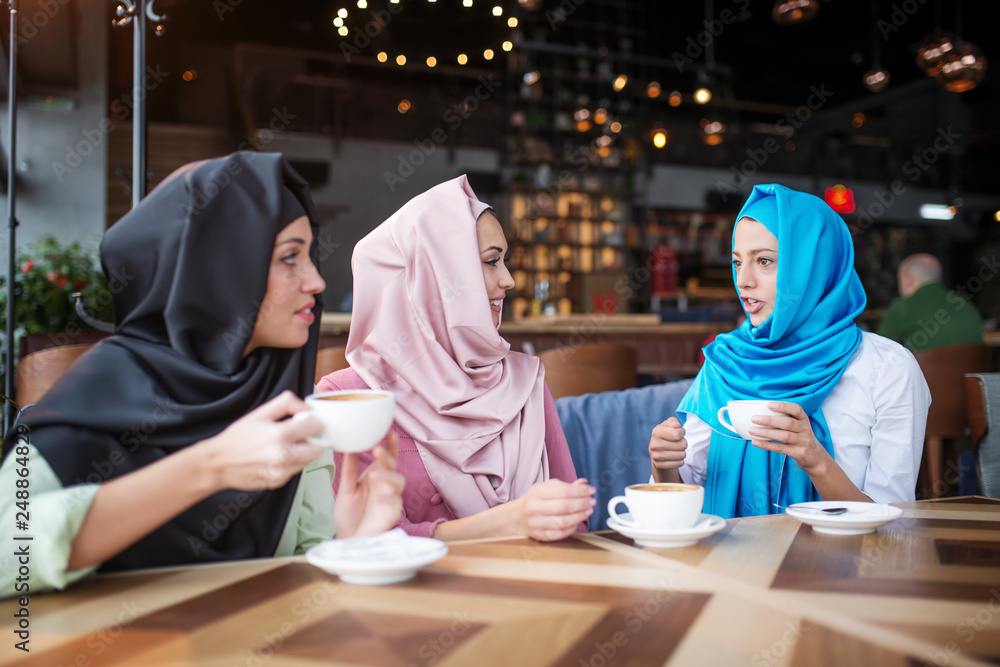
677, 331, 931, 504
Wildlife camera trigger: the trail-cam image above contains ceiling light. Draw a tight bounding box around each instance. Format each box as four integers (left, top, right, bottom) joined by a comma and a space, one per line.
694, 88, 711, 104
612, 74, 628, 92
863, 68, 890, 92
609, 121, 622, 133
574, 120, 592, 132
573, 107, 591, 121
593, 108, 608, 124
668, 91, 682, 107
397, 100, 411, 113
652, 130, 668, 149
916, 33, 958, 75
935, 41, 988, 92
647, 82, 661, 98
920, 204, 956, 220
772, 0, 820, 25
700, 119, 726, 145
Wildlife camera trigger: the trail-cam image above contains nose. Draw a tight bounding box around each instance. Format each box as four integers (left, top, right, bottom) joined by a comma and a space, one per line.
301, 260, 326, 295
499, 262, 515, 291
735, 263, 754, 291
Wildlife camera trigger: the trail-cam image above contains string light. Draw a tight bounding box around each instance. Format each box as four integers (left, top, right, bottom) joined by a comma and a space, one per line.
426, 56, 437, 67
457, 53, 468, 65
668, 91, 682, 107
610, 121, 622, 133
377, 51, 388, 62
502, 41, 513, 51
483, 49, 494, 60
652, 131, 668, 149
337, 26, 348, 36
492, 5, 502, 15
357, 0, 367, 7
398, 100, 412, 113
337, 8, 347, 18
612, 74, 628, 91
463, 0, 472, 5
694, 88, 712, 104
647, 82, 661, 98
333, 17, 343, 26
396, 54, 406, 65
508, 17, 518, 27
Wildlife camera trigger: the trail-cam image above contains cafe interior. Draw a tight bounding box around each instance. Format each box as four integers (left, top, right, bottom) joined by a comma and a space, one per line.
2, 0, 1000, 665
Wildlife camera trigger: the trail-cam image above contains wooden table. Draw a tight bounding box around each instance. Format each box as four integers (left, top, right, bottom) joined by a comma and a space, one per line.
3, 498, 999, 666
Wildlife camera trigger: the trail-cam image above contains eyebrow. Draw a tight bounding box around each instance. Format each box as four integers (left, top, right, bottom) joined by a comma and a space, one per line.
480, 245, 505, 254
276, 237, 308, 246
733, 247, 776, 257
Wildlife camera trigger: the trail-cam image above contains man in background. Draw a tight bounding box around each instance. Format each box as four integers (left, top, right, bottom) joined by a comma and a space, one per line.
878, 253, 983, 353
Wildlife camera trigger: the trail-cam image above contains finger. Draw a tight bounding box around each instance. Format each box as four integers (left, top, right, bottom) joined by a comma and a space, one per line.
339, 452, 359, 496
751, 415, 797, 432
370, 444, 398, 473
385, 432, 399, 458
768, 401, 805, 419
537, 480, 595, 500
751, 439, 789, 454
651, 450, 686, 464
283, 413, 323, 441
664, 416, 682, 428
651, 424, 685, 441
253, 390, 305, 421
528, 495, 596, 517
284, 441, 324, 467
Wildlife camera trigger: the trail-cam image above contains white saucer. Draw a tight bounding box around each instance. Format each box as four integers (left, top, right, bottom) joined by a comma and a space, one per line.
782, 501, 903, 535
606, 513, 726, 548
305, 528, 448, 585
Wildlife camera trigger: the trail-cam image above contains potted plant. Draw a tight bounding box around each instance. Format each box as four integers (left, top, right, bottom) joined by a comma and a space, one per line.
0, 235, 114, 396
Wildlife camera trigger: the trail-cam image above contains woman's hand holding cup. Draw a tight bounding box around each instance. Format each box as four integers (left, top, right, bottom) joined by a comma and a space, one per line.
649, 417, 687, 483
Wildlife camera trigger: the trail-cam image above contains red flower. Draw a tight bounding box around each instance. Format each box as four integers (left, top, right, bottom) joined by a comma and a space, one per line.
47, 271, 58, 283
20, 259, 34, 273
57, 275, 69, 288
73, 278, 89, 290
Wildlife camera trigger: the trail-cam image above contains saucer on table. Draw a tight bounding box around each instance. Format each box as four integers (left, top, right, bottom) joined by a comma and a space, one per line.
782, 501, 903, 535
305, 528, 448, 585
606, 513, 726, 548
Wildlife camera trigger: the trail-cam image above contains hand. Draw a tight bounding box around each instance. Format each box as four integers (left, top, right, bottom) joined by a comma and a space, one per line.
333, 433, 405, 539
513, 478, 595, 542
748, 402, 832, 475
201, 390, 325, 492
649, 417, 686, 482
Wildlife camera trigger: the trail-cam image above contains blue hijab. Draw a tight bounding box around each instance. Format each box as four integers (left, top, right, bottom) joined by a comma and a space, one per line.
677, 184, 866, 518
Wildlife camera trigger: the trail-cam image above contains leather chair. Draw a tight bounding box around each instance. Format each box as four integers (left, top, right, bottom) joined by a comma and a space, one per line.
314, 346, 350, 385
964, 373, 1000, 498
914, 343, 989, 497
16, 343, 95, 408
538, 343, 638, 400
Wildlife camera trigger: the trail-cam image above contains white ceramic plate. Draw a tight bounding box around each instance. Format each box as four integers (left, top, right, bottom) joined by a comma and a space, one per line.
305, 528, 448, 585
783, 501, 903, 535
606, 513, 726, 548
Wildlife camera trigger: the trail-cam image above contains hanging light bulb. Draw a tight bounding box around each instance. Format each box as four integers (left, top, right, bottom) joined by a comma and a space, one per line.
693, 88, 712, 104
935, 41, 988, 92
772, 0, 820, 25
668, 91, 682, 107
612, 74, 628, 92
863, 68, 891, 92
699, 119, 726, 146
646, 82, 661, 99
915, 33, 958, 76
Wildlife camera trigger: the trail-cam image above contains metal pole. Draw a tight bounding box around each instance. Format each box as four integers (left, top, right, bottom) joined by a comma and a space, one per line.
132, 0, 146, 206
5, 0, 19, 435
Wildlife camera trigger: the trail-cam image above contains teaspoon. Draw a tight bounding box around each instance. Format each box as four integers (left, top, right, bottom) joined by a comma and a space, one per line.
773, 504, 848, 515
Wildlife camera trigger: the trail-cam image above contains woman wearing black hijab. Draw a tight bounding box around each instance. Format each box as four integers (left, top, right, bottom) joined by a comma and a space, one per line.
0, 153, 403, 596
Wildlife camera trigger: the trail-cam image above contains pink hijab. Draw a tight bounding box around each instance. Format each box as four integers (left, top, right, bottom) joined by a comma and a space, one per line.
347, 175, 550, 518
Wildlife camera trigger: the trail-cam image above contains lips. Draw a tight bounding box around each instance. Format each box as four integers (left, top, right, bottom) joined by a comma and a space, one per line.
741, 296, 764, 314
490, 298, 503, 313
296, 302, 316, 323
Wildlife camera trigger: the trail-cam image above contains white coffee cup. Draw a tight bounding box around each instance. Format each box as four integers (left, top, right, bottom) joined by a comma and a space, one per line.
607, 483, 704, 531
717, 400, 784, 440
293, 390, 395, 452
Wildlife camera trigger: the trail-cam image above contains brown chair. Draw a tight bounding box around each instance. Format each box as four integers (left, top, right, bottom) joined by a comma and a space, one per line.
538, 343, 638, 400
964, 373, 1000, 498
15, 343, 95, 407
314, 346, 350, 385
914, 343, 989, 497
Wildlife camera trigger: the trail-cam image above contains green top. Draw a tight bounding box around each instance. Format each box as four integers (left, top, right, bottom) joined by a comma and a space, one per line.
877, 282, 983, 353
0, 441, 335, 598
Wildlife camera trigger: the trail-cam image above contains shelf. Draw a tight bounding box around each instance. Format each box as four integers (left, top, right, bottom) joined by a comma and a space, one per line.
509, 240, 640, 250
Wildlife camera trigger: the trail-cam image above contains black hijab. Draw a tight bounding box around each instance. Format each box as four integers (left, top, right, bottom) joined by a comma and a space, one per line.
13, 152, 324, 571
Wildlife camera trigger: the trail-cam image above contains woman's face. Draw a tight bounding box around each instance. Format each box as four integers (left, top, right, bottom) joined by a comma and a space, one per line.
245, 216, 326, 356
732, 216, 778, 327
476, 211, 515, 327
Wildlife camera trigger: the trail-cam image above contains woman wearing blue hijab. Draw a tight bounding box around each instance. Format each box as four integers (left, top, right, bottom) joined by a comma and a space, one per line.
649, 184, 930, 518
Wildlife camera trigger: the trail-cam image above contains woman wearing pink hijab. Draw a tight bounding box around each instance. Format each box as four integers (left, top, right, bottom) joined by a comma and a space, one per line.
318, 175, 594, 541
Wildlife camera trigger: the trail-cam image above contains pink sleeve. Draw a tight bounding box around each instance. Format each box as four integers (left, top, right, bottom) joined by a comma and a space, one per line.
542, 383, 589, 532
